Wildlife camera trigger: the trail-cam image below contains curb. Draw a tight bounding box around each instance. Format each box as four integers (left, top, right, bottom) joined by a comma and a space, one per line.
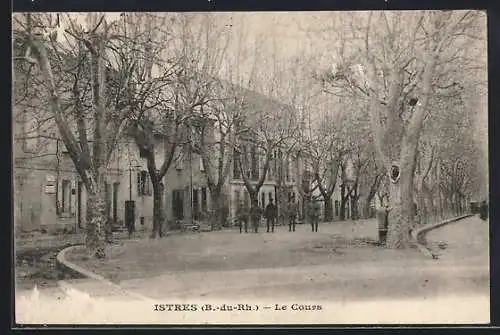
56, 245, 150, 301
410, 214, 475, 259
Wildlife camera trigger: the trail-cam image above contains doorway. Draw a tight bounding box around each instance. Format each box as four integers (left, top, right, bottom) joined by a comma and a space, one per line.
192, 188, 199, 220
77, 181, 83, 228
113, 182, 120, 223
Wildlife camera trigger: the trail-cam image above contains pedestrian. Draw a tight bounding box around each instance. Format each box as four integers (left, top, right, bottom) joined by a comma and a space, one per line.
264, 198, 278, 233
287, 196, 299, 232
236, 202, 249, 233
376, 193, 388, 244
250, 205, 262, 233
479, 200, 488, 221
308, 198, 321, 232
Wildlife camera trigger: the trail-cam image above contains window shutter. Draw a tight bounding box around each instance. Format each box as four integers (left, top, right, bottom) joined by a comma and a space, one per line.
148, 174, 152, 196
175, 148, 184, 170
137, 172, 141, 195
140, 171, 148, 195
200, 156, 205, 172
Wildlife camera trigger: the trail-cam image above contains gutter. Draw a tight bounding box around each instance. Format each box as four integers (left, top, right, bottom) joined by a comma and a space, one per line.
410, 214, 474, 259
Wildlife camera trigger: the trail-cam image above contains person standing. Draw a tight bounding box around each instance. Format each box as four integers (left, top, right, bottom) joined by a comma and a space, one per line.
250, 205, 262, 233
287, 197, 299, 232
308, 198, 321, 232
264, 198, 278, 233
376, 193, 391, 244
236, 202, 249, 233
479, 200, 488, 221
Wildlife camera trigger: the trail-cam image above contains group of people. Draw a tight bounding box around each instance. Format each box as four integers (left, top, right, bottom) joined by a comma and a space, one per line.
235, 196, 322, 234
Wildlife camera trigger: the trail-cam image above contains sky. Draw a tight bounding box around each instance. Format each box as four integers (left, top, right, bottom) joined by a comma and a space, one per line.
12, 11, 488, 142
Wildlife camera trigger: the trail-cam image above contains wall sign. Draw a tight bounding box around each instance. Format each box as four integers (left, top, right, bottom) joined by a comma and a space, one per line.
45, 185, 56, 194
390, 163, 400, 183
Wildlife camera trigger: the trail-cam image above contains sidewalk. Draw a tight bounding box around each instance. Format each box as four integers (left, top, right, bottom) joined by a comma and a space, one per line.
119, 260, 488, 300
57, 216, 489, 302
57, 279, 149, 301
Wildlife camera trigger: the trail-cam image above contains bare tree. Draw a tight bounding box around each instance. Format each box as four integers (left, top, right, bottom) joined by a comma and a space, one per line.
130, 13, 230, 237
235, 95, 299, 228
12, 13, 150, 257
314, 10, 486, 248
190, 17, 259, 230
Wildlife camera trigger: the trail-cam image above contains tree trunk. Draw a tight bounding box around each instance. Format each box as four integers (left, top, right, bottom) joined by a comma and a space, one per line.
363, 199, 371, 219
386, 140, 417, 249
276, 186, 288, 226
365, 173, 383, 219
209, 190, 224, 231
323, 196, 333, 222
424, 185, 436, 223
339, 184, 348, 220
350, 195, 360, 220
151, 182, 164, 238
364, 190, 378, 219
417, 183, 426, 225
86, 191, 107, 259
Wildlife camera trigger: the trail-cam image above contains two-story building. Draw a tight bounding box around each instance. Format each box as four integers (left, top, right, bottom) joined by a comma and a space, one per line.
14, 65, 357, 234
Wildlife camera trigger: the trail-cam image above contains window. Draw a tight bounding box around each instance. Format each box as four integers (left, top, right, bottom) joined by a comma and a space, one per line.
285, 158, 290, 182
200, 156, 205, 172
251, 145, 259, 181
172, 189, 184, 220
233, 149, 241, 179
302, 170, 312, 189
273, 150, 278, 180
235, 190, 241, 206
303, 170, 312, 182
61, 180, 71, 214
267, 152, 274, 181
21, 110, 39, 153
104, 183, 111, 218
175, 147, 184, 170
244, 190, 249, 209
137, 171, 152, 196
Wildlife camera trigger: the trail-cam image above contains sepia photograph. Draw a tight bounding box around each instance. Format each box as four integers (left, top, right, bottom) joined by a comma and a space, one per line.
12, 10, 489, 325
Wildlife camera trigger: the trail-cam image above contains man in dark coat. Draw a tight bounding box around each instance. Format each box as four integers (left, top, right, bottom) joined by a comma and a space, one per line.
479, 200, 488, 221
264, 198, 278, 233
236, 202, 249, 233
287, 197, 299, 232
308, 199, 321, 232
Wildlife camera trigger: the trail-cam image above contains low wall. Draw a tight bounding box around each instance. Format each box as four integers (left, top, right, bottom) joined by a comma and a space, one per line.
410, 214, 475, 259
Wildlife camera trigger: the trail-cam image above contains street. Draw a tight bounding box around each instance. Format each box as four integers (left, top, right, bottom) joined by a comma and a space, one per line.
15, 216, 490, 324
115, 216, 488, 301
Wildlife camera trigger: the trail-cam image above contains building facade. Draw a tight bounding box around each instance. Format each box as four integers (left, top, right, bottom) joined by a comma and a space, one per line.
13, 115, 357, 234
13, 80, 355, 233
13, 128, 212, 233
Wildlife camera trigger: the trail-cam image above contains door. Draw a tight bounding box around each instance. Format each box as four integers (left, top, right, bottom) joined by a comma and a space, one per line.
77, 181, 83, 228
104, 183, 111, 219
201, 187, 207, 213
113, 182, 119, 223
192, 188, 199, 220
172, 189, 184, 220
